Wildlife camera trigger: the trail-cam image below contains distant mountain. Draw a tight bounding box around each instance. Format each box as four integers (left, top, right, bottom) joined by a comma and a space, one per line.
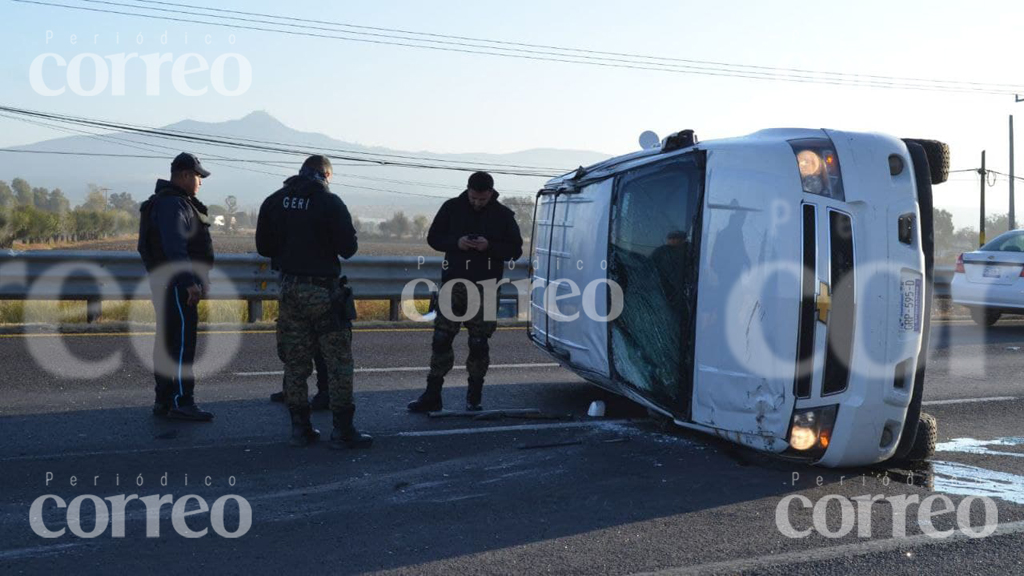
0, 111, 611, 219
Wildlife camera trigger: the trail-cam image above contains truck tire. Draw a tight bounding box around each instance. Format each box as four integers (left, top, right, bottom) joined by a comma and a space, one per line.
970, 307, 1001, 327
890, 141, 934, 462
901, 412, 937, 463
903, 138, 950, 185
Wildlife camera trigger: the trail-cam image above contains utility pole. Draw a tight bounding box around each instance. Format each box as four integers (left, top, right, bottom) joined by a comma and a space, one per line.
1011, 115, 1016, 230
981, 150, 987, 247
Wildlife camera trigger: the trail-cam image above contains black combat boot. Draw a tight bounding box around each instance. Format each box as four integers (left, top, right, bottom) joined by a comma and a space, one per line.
466, 378, 483, 411
288, 405, 320, 447
330, 404, 373, 449
406, 376, 443, 413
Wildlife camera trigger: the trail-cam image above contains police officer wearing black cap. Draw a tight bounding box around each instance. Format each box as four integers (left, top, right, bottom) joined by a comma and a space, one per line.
137, 152, 216, 421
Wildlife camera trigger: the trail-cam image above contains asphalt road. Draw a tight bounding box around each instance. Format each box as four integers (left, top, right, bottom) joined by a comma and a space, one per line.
2, 320, 1024, 574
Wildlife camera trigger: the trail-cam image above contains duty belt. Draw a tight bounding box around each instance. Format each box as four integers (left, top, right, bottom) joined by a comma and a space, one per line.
281, 274, 336, 289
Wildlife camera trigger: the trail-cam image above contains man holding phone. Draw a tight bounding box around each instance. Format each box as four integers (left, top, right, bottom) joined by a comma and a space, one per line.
407, 172, 524, 413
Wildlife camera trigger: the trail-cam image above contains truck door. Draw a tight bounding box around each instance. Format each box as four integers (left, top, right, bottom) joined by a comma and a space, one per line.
607, 153, 704, 420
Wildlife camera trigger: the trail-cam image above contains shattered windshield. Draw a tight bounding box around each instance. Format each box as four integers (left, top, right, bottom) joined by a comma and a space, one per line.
609, 154, 704, 418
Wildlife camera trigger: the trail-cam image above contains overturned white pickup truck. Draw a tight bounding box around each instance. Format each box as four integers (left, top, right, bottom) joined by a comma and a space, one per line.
528, 128, 948, 467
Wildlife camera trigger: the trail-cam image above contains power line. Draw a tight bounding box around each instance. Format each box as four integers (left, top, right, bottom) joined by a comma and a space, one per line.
0, 149, 167, 159
81, 0, 998, 92
0, 149, 467, 200
949, 168, 1024, 183
12, 0, 1023, 95
0, 105, 563, 177
0, 115, 538, 199
0, 111, 296, 178
990, 170, 1024, 183
124, 0, 1024, 91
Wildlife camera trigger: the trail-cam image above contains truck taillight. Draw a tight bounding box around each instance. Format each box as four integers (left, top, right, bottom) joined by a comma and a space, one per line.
955, 253, 965, 273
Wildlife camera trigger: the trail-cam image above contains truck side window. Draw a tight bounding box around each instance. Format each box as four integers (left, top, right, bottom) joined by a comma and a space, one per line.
609, 156, 703, 415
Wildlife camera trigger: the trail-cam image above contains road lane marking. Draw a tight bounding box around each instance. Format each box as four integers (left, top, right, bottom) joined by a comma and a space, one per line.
234, 362, 560, 377
393, 420, 628, 438
0, 419, 631, 462
922, 396, 1018, 406
0, 326, 527, 339
638, 519, 1024, 575
0, 543, 86, 561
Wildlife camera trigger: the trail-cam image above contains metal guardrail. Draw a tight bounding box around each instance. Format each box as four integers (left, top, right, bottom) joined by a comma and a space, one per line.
0, 250, 955, 323
0, 250, 529, 322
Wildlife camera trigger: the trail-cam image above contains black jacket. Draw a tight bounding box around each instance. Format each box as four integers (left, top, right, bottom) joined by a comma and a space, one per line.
137, 179, 215, 288
427, 191, 523, 283
255, 175, 358, 277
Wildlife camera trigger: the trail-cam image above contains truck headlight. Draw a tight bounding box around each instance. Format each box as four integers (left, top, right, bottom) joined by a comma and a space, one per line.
787, 405, 838, 457
790, 138, 845, 201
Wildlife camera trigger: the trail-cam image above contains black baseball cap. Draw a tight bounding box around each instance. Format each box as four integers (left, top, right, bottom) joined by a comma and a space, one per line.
171, 152, 211, 178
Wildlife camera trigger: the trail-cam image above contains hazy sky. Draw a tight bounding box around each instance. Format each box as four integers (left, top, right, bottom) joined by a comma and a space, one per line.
1, 0, 1023, 227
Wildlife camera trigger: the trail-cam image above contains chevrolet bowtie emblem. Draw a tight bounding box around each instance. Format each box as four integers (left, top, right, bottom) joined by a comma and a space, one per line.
816, 281, 831, 323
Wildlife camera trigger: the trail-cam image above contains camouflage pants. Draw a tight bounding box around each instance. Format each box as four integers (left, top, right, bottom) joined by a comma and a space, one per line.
276, 282, 354, 411
428, 281, 498, 383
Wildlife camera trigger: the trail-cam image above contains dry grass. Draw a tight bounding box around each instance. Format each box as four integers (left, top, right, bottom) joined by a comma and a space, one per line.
22, 234, 438, 257
12, 235, 139, 252
0, 298, 432, 325
4, 233, 443, 325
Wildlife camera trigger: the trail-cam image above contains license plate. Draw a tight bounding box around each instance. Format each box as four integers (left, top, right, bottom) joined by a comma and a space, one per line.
899, 277, 922, 334
983, 265, 1002, 278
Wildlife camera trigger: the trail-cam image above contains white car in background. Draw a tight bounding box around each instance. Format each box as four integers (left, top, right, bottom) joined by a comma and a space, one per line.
951, 230, 1024, 326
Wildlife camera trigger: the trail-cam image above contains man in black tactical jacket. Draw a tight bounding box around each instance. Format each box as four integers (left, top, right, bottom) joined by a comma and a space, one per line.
137, 152, 216, 422
407, 171, 524, 413
256, 155, 372, 449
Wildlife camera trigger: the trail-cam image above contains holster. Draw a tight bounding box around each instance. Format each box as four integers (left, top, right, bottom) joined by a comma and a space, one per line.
331, 276, 358, 325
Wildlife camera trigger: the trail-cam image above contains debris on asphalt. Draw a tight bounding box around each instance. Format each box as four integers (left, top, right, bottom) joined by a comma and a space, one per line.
517, 440, 585, 450
426, 408, 572, 421
429, 408, 543, 419
601, 437, 630, 444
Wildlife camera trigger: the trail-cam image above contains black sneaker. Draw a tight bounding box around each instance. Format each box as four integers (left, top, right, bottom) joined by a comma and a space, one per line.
270, 391, 284, 403
152, 402, 170, 417
167, 405, 215, 422
310, 391, 330, 411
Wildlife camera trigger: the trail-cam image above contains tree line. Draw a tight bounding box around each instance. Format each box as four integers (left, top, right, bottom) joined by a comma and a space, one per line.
0, 179, 142, 247
0, 179, 265, 247
0, 176, 1002, 261
934, 208, 1016, 265
355, 196, 535, 241
358, 204, 1005, 263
